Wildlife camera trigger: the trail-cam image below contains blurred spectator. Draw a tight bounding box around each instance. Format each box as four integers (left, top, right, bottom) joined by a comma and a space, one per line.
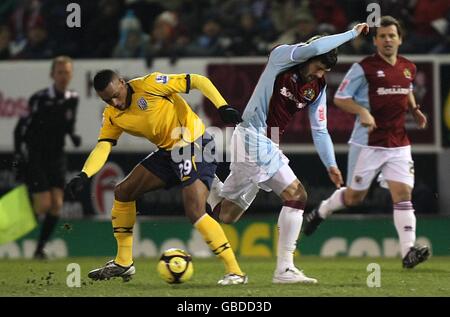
0, 0, 17, 24
269, 0, 301, 34
8, 0, 41, 56
228, 12, 266, 56
429, 11, 450, 53
316, 23, 336, 36
146, 10, 188, 64
310, 0, 348, 32
15, 16, 54, 59
0, 0, 449, 58
186, 18, 230, 56
125, 0, 164, 35
380, 0, 415, 30
40, 0, 97, 58
0, 24, 12, 59
402, 0, 450, 53
270, 11, 317, 48
113, 9, 149, 58
83, 0, 122, 58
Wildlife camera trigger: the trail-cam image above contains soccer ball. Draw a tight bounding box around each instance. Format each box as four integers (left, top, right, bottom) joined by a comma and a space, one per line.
157, 248, 193, 284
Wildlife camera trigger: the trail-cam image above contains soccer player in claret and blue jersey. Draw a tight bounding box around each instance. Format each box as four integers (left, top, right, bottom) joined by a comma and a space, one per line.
207, 22, 370, 284
302, 16, 430, 269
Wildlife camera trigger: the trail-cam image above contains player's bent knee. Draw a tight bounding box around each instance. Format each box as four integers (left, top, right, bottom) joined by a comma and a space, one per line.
287, 187, 307, 205
344, 194, 364, 207
219, 212, 240, 224
34, 200, 52, 214
50, 201, 63, 215
114, 182, 137, 202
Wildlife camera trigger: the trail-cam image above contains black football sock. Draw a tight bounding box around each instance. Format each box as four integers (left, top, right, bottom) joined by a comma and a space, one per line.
35, 214, 59, 253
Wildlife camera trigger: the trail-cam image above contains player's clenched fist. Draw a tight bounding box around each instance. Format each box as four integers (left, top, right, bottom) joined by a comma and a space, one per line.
353, 22, 369, 35
65, 172, 89, 199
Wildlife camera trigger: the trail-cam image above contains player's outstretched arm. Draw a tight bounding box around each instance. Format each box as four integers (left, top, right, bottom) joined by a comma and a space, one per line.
65, 141, 112, 198
291, 23, 369, 63
190, 74, 242, 124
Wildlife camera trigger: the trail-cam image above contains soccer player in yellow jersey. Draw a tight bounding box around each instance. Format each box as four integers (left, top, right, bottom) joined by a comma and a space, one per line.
65, 69, 247, 285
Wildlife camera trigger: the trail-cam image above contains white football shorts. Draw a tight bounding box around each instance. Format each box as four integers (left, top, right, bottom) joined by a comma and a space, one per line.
347, 143, 415, 190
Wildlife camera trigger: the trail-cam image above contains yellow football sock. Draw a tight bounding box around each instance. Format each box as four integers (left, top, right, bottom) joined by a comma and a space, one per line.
194, 214, 243, 275
112, 200, 136, 267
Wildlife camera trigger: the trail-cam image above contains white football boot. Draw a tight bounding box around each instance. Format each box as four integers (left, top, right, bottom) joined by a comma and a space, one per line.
218, 273, 248, 285
272, 267, 318, 284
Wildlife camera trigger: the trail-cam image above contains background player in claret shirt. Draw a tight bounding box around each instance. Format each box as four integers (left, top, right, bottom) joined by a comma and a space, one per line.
206, 23, 370, 284
302, 16, 430, 269
13, 56, 81, 259
65, 69, 247, 285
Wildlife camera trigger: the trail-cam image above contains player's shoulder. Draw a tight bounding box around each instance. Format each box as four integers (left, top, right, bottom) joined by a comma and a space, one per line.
397, 55, 416, 68
30, 87, 50, 99
358, 54, 379, 66
102, 104, 116, 117
128, 72, 165, 91
127, 75, 145, 91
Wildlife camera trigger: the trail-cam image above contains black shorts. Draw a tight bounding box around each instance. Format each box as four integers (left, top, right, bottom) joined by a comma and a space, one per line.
140, 134, 218, 190
26, 151, 66, 193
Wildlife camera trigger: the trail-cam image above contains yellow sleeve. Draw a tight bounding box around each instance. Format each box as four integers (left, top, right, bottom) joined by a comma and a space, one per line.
81, 141, 112, 177
190, 74, 227, 109
142, 72, 190, 96
98, 107, 122, 145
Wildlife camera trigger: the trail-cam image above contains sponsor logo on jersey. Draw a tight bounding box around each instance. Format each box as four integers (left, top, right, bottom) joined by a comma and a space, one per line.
376, 70, 385, 77
137, 97, 148, 110
302, 88, 315, 101
376, 87, 409, 95
318, 105, 325, 121
403, 68, 412, 79
280, 87, 306, 108
156, 75, 169, 84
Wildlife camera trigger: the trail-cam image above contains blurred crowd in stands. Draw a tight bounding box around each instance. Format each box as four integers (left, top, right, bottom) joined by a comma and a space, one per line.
0, 0, 449, 63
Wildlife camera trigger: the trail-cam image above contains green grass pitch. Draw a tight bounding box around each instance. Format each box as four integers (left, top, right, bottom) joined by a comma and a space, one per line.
0, 257, 449, 297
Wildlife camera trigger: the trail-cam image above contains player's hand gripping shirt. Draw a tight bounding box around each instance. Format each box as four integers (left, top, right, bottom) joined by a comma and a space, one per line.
335, 53, 416, 148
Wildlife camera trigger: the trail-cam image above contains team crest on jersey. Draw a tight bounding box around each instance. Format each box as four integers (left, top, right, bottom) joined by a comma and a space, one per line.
376, 70, 385, 77
354, 175, 362, 184
156, 75, 169, 84
302, 88, 315, 101
137, 97, 148, 110
403, 68, 412, 79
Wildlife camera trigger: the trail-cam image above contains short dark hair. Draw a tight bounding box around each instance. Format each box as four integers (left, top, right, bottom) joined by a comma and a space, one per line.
305, 35, 338, 69
93, 69, 117, 91
375, 16, 402, 38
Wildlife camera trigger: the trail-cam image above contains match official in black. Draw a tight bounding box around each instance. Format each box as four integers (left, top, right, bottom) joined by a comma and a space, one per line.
13, 56, 81, 259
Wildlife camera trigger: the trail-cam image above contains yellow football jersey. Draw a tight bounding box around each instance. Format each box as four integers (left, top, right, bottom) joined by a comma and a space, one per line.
98, 72, 205, 150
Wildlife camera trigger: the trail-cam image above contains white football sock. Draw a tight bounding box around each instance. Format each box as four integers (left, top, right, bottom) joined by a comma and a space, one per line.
318, 187, 347, 219
207, 175, 223, 210
393, 201, 416, 258
276, 206, 304, 272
